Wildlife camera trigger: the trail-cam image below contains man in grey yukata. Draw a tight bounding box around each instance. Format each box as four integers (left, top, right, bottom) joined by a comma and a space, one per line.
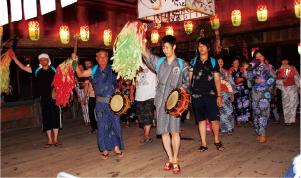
142, 35, 190, 174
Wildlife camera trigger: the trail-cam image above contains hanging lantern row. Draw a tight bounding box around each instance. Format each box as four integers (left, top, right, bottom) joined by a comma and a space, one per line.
103, 29, 112, 46
231, 10, 241, 26
151, 29, 159, 43
60, 25, 70, 44
210, 14, 220, 29
166, 26, 174, 36
80, 25, 89, 42
295, 0, 301, 18
184, 21, 193, 34
0, 26, 3, 41
28, 21, 40, 41
257, 5, 268, 21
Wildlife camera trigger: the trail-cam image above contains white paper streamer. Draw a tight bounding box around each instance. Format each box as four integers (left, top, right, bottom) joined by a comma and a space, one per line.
40, 0, 56, 15
24, 0, 37, 20
10, 0, 22, 22
61, 0, 77, 8
0, 0, 9, 26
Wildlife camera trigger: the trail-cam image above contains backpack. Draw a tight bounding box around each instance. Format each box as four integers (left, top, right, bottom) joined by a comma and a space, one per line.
192, 57, 216, 68
35, 66, 56, 77
155, 57, 183, 75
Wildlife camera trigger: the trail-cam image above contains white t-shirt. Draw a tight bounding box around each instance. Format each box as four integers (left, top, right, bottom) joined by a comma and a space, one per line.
135, 64, 158, 101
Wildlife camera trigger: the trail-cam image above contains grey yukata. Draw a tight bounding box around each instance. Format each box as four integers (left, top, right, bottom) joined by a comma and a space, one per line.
143, 49, 190, 134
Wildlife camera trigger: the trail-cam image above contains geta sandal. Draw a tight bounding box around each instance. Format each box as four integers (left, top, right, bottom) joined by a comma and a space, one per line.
101, 153, 109, 160
237, 122, 242, 127
44, 143, 53, 148
163, 162, 173, 171
115, 152, 124, 158
173, 163, 181, 174
219, 132, 224, 136
227, 132, 233, 136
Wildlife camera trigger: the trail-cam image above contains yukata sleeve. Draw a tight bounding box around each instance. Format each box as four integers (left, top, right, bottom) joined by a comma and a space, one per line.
293, 67, 300, 88
244, 70, 255, 82
228, 73, 238, 94
265, 65, 276, 89
182, 61, 190, 94
276, 68, 285, 91
142, 48, 160, 72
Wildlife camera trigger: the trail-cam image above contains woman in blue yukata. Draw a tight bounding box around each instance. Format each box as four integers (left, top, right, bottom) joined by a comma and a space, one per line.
231, 58, 252, 127
216, 56, 236, 136
243, 49, 276, 143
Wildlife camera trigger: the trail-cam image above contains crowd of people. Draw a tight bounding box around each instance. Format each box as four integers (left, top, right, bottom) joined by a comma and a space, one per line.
10, 34, 300, 174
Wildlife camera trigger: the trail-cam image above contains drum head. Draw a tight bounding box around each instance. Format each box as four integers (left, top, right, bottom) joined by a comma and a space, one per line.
166, 91, 179, 110
110, 94, 124, 112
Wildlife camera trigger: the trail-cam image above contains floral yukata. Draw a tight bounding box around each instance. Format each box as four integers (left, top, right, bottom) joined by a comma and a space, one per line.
245, 64, 276, 136
89, 65, 124, 151
219, 69, 236, 133
231, 68, 251, 123
276, 65, 300, 124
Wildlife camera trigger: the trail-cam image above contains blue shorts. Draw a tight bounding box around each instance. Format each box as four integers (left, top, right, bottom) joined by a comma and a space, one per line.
192, 97, 220, 122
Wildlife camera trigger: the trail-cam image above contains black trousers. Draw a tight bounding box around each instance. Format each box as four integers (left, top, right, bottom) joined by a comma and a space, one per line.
40, 96, 60, 132
89, 97, 97, 130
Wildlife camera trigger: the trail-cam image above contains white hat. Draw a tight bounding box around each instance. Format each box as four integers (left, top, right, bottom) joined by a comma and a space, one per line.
38, 53, 51, 68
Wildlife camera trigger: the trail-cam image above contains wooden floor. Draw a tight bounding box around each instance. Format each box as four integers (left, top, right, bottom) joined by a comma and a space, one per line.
1, 111, 300, 177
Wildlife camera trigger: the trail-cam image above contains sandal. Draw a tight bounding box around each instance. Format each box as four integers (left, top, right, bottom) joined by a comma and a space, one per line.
259, 138, 267, 143
163, 162, 173, 171
101, 153, 109, 160
275, 120, 280, 124
197, 146, 208, 152
115, 152, 124, 158
237, 122, 242, 127
44, 143, 53, 148
249, 122, 254, 127
227, 132, 233, 136
54, 142, 62, 146
125, 123, 130, 127
219, 132, 224, 136
214, 142, 225, 151
173, 163, 181, 174
286, 123, 292, 126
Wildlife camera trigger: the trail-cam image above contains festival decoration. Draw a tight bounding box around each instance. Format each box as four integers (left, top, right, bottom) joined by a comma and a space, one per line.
295, 0, 301, 18
0, 26, 3, 40
60, 25, 70, 44
252, 47, 259, 57
210, 14, 220, 29
231, 10, 241, 26
103, 29, 112, 46
138, 0, 215, 22
111, 20, 146, 83
184, 21, 193, 34
1, 37, 18, 95
80, 25, 89, 42
28, 21, 39, 41
151, 29, 159, 43
298, 43, 301, 54
215, 29, 221, 54
242, 40, 248, 59
52, 34, 79, 107
257, 5, 268, 21
142, 20, 161, 30
166, 26, 173, 36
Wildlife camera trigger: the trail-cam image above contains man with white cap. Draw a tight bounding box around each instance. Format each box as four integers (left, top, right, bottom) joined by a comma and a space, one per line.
12, 53, 61, 148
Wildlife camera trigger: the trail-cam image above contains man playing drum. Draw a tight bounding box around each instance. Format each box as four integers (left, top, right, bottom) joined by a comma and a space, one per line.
142, 35, 190, 174
75, 50, 124, 160
189, 38, 224, 152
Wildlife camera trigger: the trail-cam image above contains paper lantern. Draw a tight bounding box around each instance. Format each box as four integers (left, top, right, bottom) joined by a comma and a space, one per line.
257, 5, 267, 21
184, 21, 193, 34
231, 10, 241, 26
295, 0, 301, 18
103, 29, 112, 46
165, 26, 173, 36
80, 26, 89, 42
252, 47, 259, 57
0, 26, 3, 41
28, 21, 39, 41
210, 14, 220, 29
298, 43, 301, 55
151, 29, 159, 43
60, 26, 70, 44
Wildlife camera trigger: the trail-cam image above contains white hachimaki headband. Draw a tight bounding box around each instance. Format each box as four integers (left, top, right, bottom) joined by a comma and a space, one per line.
38, 53, 51, 68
